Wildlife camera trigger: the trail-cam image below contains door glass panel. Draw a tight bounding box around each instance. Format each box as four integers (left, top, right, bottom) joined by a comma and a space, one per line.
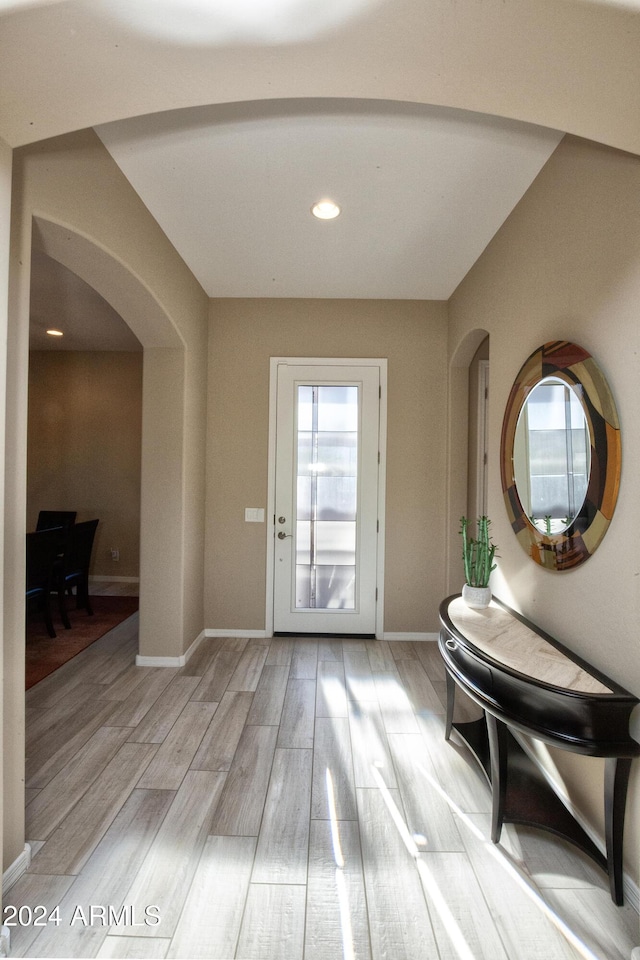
297, 386, 314, 431
295, 384, 359, 609
315, 520, 356, 565
316, 566, 356, 608
316, 476, 356, 520
316, 432, 358, 475
317, 386, 359, 431
295, 564, 356, 609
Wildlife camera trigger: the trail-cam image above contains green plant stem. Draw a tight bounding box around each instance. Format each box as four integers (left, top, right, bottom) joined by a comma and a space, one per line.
460, 515, 497, 588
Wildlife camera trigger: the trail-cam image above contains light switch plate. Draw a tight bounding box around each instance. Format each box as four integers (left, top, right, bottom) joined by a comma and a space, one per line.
245, 508, 265, 523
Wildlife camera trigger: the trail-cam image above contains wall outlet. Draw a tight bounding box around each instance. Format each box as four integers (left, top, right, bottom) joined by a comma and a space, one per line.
110, 548, 120, 561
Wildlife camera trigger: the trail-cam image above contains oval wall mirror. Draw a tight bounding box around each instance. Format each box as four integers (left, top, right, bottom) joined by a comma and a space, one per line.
500, 341, 621, 570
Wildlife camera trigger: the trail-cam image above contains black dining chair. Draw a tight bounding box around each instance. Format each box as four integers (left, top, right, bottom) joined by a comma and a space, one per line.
26, 527, 65, 638
36, 510, 77, 532
54, 518, 99, 629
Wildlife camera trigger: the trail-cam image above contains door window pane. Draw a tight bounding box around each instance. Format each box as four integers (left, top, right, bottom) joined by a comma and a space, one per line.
316, 566, 356, 608
316, 477, 357, 521
295, 384, 359, 609
297, 386, 314, 431
317, 386, 358, 432
295, 565, 356, 609
315, 520, 356, 565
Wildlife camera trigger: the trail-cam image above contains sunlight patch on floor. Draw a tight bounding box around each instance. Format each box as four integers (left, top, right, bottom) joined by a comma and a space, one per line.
340, 661, 610, 960
413, 758, 607, 960
326, 768, 356, 960
370, 763, 479, 960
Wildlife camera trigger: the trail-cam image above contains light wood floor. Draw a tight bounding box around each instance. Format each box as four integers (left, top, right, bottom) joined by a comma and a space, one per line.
8, 616, 639, 959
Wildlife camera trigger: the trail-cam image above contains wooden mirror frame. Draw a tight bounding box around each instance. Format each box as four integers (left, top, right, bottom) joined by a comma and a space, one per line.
500, 340, 621, 571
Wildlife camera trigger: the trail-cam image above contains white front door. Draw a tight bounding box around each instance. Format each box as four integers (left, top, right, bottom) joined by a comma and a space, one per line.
270, 359, 385, 636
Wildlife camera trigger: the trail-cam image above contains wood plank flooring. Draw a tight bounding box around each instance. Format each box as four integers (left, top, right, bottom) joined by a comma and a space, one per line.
9, 614, 640, 959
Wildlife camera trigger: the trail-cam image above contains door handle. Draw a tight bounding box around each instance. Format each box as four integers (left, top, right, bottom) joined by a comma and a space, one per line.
277, 531, 292, 540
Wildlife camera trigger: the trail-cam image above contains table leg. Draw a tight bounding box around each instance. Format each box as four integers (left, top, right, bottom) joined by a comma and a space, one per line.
486, 712, 508, 843
605, 757, 632, 906
444, 670, 455, 741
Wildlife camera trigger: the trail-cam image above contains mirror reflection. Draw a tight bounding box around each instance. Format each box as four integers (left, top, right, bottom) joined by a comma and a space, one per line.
501, 340, 621, 571
513, 377, 591, 535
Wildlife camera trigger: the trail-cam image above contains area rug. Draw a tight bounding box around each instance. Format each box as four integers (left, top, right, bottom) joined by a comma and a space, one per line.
25, 595, 139, 689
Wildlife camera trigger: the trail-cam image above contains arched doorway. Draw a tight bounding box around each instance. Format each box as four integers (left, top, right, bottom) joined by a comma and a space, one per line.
446, 329, 490, 594
31, 217, 187, 661
27, 248, 143, 607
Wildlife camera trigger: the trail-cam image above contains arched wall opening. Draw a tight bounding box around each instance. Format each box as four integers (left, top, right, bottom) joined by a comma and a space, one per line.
30, 217, 187, 661
5, 127, 208, 877
446, 328, 491, 594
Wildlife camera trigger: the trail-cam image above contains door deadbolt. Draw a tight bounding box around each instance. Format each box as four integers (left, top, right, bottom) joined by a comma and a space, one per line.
278, 516, 286, 524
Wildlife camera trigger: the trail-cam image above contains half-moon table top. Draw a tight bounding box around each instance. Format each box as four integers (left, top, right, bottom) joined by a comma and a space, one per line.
445, 596, 612, 696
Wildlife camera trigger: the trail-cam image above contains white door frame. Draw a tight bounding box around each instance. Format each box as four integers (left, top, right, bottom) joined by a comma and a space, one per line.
266, 357, 387, 639
476, 358, 490, 518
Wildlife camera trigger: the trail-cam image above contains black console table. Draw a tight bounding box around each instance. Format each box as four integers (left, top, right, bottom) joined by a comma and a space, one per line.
438, 594, 640, 905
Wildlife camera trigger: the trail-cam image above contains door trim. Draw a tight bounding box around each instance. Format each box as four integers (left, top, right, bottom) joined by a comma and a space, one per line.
476, 358, 489, 518
266, 357, 387, 639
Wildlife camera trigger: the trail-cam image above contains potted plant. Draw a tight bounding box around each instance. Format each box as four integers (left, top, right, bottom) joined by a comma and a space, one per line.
459, 515, 497, 608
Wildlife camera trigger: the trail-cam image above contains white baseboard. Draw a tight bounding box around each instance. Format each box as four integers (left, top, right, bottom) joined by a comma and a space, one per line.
513, 732, 640, 914
384, 632, 438, 642
3, 843, 31, 892
205, 629, 436, 641
135, 655, 184, 667
134, 627, 270, 668
135, 629, 206, 668
134, 627, 437, 665
203, 629, 435, 641
89, 575, 140, 584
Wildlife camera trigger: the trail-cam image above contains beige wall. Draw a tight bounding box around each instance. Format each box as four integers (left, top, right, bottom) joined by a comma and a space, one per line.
206, 299, 448, 635
448, 135, 640, 883
27, 351, 142, 579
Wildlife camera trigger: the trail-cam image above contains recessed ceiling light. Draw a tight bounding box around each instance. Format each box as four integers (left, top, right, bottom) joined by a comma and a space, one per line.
46, 329, 64, 337
311, 199, 341, 220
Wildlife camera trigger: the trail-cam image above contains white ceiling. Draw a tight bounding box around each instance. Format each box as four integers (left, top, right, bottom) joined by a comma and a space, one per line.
94, 99, 563, 301
31, 98, 563, 347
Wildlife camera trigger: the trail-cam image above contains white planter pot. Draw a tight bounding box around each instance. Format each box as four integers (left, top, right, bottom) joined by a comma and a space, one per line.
462, 584, 492, 608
